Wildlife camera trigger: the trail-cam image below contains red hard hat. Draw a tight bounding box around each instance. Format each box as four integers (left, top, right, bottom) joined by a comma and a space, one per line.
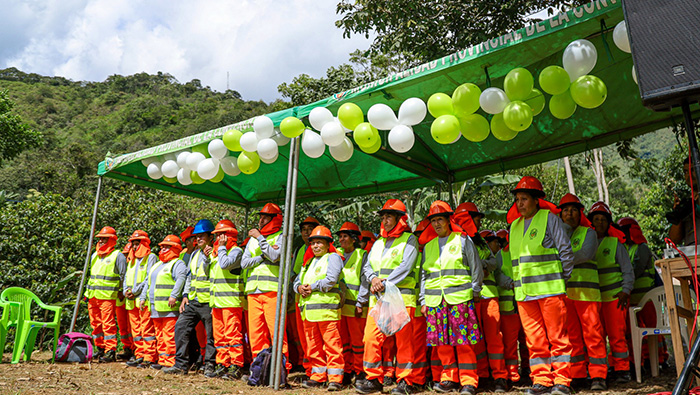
617, 217, 639, 228
159, 234, 182, 247
462, 202, 484, 218
180, 226, 195, 242
128, 230, 149, 242
479, 229, 497, 240
511, 176, 545, 198
454, 203, 471, 215
337, 221, 361, 235
496, 229, 509, 241
377, 199, 407, 216
212, 219, 237, 234
299, 217, 320, 229
97, 226, 117, 238
588, 201, 613, 222
415, 218, 431, 233
427, 200, 453, 219
259, 203, 282, 215
308, 225, 333, 242
360, 230, 377, 242
557, 193, 584, 209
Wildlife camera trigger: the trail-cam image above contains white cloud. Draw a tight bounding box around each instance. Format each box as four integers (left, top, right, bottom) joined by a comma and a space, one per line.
0, 0, 372, 102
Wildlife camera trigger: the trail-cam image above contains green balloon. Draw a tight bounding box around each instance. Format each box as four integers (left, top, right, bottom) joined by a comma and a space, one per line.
280, 117, 305, 138
524, 89, 545, 116
539, 66, 570, 96
430, 115, 461, 144
549, 90, 578, 119
163, 176, 177, 184
459, 114, 490, 142
360, 136, 382, 154
353, 122, 380, 148
190, 170, 205, 184
222, 129, 243, 151
570, 75, 608, 109
452, 83, 481, 117
337, 103, 364, 130
491, 113, 518, 141
504, 68, 534, 101
210, 168, 225, 183
427, 93, 454, 118
192, 144, 211, 158
503, 101, 533, 132
237, 151, 260, 175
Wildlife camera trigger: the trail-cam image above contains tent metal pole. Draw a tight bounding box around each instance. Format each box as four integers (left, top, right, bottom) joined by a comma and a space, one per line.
274, 136, 300, 390
70, 176, 103, 332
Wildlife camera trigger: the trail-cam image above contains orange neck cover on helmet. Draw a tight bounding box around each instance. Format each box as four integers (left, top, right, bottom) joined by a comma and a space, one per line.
261, 215, 283, 236
507, 199, 561, 224
97, 237, 117, 258
380, 215, 411, 239
128, 240, 151, 262
159, 244, 182, 263
212, 230, 239, 257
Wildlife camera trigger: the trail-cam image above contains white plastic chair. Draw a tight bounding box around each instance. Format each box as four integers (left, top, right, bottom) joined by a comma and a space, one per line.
628, 286, 694, 383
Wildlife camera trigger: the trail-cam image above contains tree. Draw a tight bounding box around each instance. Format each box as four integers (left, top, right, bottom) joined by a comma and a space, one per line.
0, 90, 41, 164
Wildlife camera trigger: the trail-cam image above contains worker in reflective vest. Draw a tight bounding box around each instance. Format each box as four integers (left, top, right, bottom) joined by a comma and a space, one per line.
588, 202, 634, 384
508, 176, 574, 395
123, 230, 158, 368
360, 230, 377, 253
139, 235, 187, 368
208, 219, 246, 379
85, 226, 127, 363
355, 199, 419, 395
115, 242, 134, 361
557, 194, 608, 391
295, 226, 345, 391
241, 203, 292, 371
178, 224, 207, 367
293, 216, 320, 377
163, 219, 217, 376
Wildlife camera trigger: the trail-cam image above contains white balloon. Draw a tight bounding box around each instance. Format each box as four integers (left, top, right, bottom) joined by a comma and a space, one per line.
239, 132, 259, 152
271, 128, 291, 146
177, 168, 193, 185
260, 152, 278, 164
388, 125, 415, 153
613, 21, 631, 53
186, 152, 206, 171
301, 130, 325, 158
632, 65, 638, 85
141, 157, 157, 167
253, 116, 275, 139
398, 98, 427, 126
257, 138, 279, 161
161, 160, 180, 178
163, 153, 177, 162
208, 139, 228, 159
147, 162, 163, 179
329, 137, 354, 162
321, 121, 346, 147
368, 103, 399, 130
562, 39, 598, 81
220, 156, 241, 176
479, 88, 510, 114
176, 151, 191, 170
197, 158, 220, 180
309, 107, 335, 131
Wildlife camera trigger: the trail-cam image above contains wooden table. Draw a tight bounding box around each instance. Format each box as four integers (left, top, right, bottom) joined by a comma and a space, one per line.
656, 257, 698, 376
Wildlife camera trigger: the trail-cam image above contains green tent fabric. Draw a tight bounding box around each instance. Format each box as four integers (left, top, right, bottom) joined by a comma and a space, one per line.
97, 0, 698, 207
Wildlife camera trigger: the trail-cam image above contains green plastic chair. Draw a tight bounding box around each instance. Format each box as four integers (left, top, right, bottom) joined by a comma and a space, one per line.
0, 299, 24, 361
0, 287, 62, 363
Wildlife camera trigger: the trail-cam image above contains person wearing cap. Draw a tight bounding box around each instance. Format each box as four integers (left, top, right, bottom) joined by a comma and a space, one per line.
557, 194, 607, 391
163, 219, 217, 376
356, 199, 419, 395
123, 230, 159, 368
336, 221, 369, 385
115, 242, 134, 362
294, 225, 345, 391
418, 200, 483, 395
179, 226, 196, 264
241, 203, 292, 370
360, 231, 377, 253
588, 202, 634, 383
508, 176, 574, 395
140, 235, 188, 368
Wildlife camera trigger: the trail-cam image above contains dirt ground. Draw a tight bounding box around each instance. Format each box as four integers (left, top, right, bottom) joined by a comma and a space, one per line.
0, 352, 678, 395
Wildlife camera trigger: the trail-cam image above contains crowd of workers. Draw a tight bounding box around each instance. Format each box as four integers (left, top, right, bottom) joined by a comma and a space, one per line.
84, 174, 680, 395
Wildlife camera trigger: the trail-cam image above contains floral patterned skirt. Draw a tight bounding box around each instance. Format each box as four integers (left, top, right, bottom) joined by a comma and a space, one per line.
425, 299, 481, 347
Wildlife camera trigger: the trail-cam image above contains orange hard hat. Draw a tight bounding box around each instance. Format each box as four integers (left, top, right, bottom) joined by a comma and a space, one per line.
259, 203, 282, 215
427, 200, 453, 219
128, 229, 149, 242
557, 193, 584, 209
587, 201, 613, 222
496, 229, 509, 241
299, 216, 320, 229
360, 230, 377, 242
617, 217, 639, 228
96, 226, 117, 238
479, 229, 497, 240
159, 234, 182, 247
212, 219, 237, 234
462, 202, 484, 218
511, 176, 546, 198
414, 218, 431, 233
337, 221, 361, 235
180, 226, 195, 242
377, 199, 407, 216
308, 225, 333, 242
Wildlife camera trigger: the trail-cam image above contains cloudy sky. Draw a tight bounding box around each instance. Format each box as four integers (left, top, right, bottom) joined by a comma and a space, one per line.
0, 0, 372, 102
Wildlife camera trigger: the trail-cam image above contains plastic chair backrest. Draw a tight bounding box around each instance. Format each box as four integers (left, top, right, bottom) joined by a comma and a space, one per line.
0, 287, 39, 321
636, 285, 696, 331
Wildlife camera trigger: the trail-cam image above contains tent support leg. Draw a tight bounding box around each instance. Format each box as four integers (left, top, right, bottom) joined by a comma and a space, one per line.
683, 101, 700, 198
70, 176, 103, 332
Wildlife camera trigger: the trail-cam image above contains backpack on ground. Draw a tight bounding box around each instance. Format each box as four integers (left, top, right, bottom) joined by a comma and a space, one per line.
55, 332, 93, 363
247, 347, 287, 387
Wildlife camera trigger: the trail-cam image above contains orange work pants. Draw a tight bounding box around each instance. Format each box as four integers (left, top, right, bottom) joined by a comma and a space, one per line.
475, 298, 507, 379
88, 298, 118, 351
340, 315, 366, 375
601, 300, 630, 371
430, 347, 443, 382
212, 307, 245, 367
363, 307, 416, 385
500, 312, 522, 382
518, 295, 572, 387
295, 304, 312, 376
565, 298, 607, 379
382, 335, 396, 378
153, 317, 177, 367
247, 293, 290, 369
411, 315, 428, 386
287, 307, 303, 367
434, 345, 479, 386
127, 307, 157, 362
115, 301, 133, 351
304, 319, 344, 383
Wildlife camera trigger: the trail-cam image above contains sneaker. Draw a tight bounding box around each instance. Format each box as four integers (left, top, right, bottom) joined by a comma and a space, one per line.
94, 347, 105, 360
550, 385, 571, 395
203, 363, 218, 378
117, 348, 134, 361
460, 385, 477, 395
137, 361, 153, 369
356, 378, 383, 394
525, 384, 552, 395
222, 365, 243, 380
391, 380, 418, 395
384, 376, 396, 386
99, 350, 116, 363
614, 371, 631, 384
125, 357, 144, 367
150, 364, 163, 371
190, 361, 202, 372
328, 382, 343, 391
162, 366, 187, 375
495, 378, 510, 393
302, 379, 324, 389
590, 378, 607, 391
434, 381, 461, 393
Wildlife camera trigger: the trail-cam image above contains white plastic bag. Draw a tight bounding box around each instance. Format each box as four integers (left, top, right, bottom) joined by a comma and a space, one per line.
369, 280, 411, 336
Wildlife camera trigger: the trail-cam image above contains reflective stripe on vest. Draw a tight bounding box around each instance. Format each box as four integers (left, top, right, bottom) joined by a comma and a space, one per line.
627, 243, 655, 304
478, 244, 499, 299
125, 253, 153, 310
341, 249, 367, 317
300, 253, 342, 322
596, 236, 622, 302
510, 210, 566, 302
423, 232, 472, 307
245, 232, 282, 294
368, 232, 416, 308
497, 249, 516, 313
152, 258, 180, 313
209, 246, 246, 308
566, 226, 601, 302
189, 250, 211, 304
85, 250, 121, 300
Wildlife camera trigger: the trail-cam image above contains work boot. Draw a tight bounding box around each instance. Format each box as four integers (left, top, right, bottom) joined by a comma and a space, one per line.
150, 363, 163, 371
137, 361, 153, 369
614, 370, 631, 384
207, 364, 227, 378
494, 378, 509, 393
99, 350, 116, 363
434, 380, 460, 393
302, 379, 324, 389
163, 366, 187, 375
460, 385, 476, 395
391, 380, 418, 395
94, 347, 105, 360
125, 357, 144, 367
222, 365, 243, 380
356, 372, 367, 382
384, 376, 396, 386
590, 378, 607, 391
525, 384, 552, 395
203, 363, 217, 378
117, 348, 133, 361
356, 378, 383, 394
328, 382, 343, 391
550, 384, 571, 395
